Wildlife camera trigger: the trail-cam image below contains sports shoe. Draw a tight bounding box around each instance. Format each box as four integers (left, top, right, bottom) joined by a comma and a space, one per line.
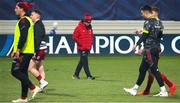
153, 91, 168, 97
12, 98, 28, 103
30, 86, 40, 99
39, 80, 48, 92
72, 75, 80, 79
169, 83, 176, 96
123, 88, 137, 96
87, 76, 95, 80
138, 90, 150, 95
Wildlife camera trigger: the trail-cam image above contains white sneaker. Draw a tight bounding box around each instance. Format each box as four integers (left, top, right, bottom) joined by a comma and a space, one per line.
153, 91, 168, 97
39, 80, 48, 92
12, 98, 28, 103
30, 86, 40, 99
123, 88, 137, 96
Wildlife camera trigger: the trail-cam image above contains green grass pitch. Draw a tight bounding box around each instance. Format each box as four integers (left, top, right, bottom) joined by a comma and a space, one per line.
0, 56, 179, 102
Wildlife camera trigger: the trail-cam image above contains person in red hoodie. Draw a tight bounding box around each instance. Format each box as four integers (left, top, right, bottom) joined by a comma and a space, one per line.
72, 14, 95, 80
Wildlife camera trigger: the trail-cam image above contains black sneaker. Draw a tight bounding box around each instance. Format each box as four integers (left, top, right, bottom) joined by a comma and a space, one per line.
87, 76, 95, 80
72, 75, 80, 79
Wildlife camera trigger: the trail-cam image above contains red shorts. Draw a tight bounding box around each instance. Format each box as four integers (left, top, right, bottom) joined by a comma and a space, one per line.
33, 49, 46, 61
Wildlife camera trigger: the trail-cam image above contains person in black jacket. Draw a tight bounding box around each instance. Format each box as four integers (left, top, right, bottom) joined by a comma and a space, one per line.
28, 9, 48, 92
137, 6, 176, 96
123, 5, 168, 97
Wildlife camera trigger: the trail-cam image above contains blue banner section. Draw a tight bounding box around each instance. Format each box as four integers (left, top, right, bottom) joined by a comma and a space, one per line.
0, 34, 180, 56
0, 0, 180, 20
0, 35, 13, 56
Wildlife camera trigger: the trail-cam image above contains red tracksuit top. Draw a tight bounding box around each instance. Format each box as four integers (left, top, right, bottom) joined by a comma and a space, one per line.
72, 21, 94, 51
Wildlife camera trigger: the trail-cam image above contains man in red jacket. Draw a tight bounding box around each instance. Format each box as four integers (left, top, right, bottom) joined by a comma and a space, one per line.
72, 14, 95, 80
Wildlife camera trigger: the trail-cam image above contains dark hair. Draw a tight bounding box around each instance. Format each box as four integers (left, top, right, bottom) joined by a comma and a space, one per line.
152, 6, 159, 13
140, 5, 152, 13
31, 9, 42, 16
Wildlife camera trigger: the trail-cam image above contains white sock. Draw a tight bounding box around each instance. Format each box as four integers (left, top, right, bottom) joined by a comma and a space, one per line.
133, 84, 139, 90
40, 79, 45, 84
160, 86, 167, 92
